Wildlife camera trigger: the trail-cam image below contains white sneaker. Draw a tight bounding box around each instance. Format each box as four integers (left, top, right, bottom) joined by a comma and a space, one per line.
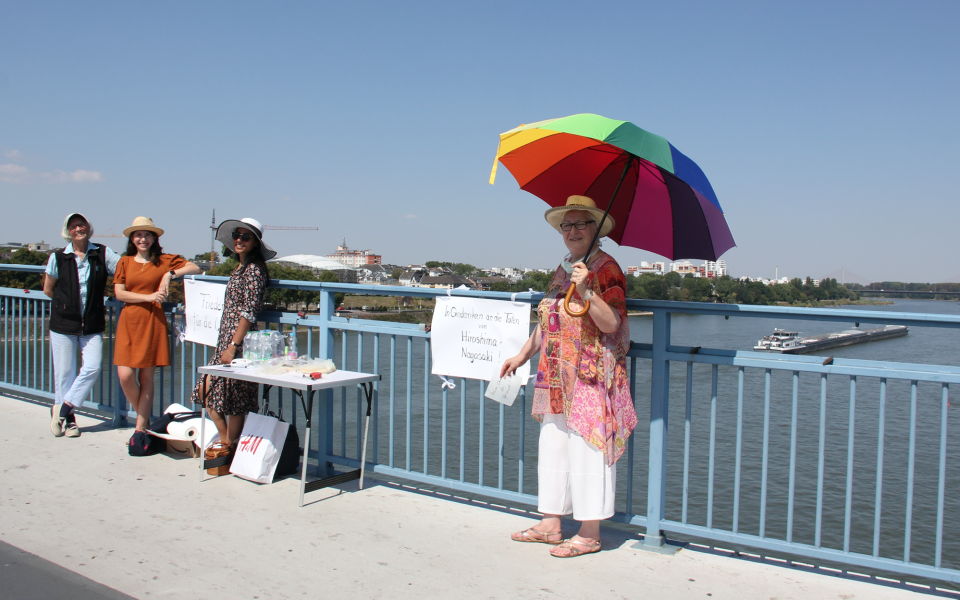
50, 407, 65, 438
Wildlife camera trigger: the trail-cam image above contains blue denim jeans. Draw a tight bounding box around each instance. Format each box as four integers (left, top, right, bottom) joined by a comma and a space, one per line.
50, 331, 102, 409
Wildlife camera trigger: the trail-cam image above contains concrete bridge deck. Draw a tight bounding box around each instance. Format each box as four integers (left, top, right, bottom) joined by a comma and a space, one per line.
0, 395, 938, 600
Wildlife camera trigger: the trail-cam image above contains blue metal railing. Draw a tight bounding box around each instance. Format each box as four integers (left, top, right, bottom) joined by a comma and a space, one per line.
2, 264, 960, 585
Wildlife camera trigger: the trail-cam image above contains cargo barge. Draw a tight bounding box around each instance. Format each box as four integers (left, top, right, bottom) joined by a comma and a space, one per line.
754, 325, 908, 354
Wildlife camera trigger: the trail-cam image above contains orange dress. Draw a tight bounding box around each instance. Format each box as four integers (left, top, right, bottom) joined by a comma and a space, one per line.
113, 254, 187, 368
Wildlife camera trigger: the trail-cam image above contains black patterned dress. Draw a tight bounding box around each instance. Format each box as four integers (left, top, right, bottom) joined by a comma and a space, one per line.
190, 262, 267, 415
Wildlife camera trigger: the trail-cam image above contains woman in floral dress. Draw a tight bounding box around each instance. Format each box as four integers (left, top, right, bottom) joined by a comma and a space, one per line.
501, 196, 636, 558
190, 218, 275, 467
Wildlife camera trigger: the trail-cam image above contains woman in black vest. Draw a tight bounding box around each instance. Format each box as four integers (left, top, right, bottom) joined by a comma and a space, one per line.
43, 213, 121, 437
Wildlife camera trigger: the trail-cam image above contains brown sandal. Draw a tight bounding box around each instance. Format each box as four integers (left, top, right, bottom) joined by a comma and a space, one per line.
204, 441, 233, 476
511, 527, 563, 545
550, 537, 601, 557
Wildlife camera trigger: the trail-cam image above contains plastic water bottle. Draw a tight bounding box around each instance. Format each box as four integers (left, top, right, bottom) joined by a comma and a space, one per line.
243, 332, 253, 361
286, 332, 298, 359
255, 333, 265, 362
247, 333, 261, 362
268, 331, 283, 358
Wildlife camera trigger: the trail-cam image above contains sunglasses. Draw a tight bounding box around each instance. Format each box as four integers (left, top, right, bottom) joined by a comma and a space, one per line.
231, 231, 254, 242
559, 220, 596, 232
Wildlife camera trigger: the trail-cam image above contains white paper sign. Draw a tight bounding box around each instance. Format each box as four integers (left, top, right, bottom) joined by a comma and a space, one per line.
484, 363, 524, 406
183, 279, 227, 347
430, 296, 531, 382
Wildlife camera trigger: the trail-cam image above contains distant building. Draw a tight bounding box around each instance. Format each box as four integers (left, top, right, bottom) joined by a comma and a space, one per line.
427, 266, 453, 277
357, 264, 393, 284
26, 241, 51, 253
749, 277, 790, 286
627, 261, 666, 276
486, 267, 523, 282
399, 269, 426, 287
472, 276, 511, 291
670, 260, 698, 275
702, 260, 727, 278
326, 240, 381, 268
419, 274, 475, 290
667, 259, 727, 279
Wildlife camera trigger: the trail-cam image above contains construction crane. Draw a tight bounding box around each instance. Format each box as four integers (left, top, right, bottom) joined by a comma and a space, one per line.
207, 210, 317, 263
90, 229, 126, 238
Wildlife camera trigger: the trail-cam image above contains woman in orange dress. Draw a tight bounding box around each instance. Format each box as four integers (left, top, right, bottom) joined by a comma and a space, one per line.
114, 217, 201, 431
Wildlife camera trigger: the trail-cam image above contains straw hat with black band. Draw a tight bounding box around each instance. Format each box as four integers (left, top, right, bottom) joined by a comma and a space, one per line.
215, 217, 277, 261
122, 216, 165, 238
544, 195, 615, 238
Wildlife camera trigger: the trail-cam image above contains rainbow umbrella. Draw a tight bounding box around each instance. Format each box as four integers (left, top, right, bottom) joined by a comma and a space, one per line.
490, 113, 735, 262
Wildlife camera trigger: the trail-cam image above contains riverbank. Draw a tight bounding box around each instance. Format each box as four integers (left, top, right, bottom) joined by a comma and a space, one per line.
764, 298, 895, 308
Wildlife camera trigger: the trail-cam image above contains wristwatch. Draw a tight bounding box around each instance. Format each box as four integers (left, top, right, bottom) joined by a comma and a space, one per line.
169, 269, 176, 278
582, 289, 595, 302
230, 341, 241, 349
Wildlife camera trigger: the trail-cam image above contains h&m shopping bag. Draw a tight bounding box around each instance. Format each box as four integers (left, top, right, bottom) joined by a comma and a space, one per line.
229, 413, 289, 484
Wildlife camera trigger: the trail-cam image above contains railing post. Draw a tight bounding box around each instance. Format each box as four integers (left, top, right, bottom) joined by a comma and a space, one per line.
314, 288, 336, 477
110, 306, 127, 428
635, 309, 679, 553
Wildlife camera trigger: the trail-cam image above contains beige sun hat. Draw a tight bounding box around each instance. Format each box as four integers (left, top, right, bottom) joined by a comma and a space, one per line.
61, 213, 94, 242
123, 216, 164, 238
544, 195, 615, 237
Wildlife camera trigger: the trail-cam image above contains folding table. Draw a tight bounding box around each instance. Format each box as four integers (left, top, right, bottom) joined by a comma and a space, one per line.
196, 365, 379, 506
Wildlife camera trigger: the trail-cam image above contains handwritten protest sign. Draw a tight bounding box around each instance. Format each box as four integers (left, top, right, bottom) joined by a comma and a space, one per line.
484, 363, 524, 406
183, 279, 227, 347
430, 296, 531, 383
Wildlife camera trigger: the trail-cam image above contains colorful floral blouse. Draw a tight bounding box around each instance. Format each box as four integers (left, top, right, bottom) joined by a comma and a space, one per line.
532, 251, 636, 465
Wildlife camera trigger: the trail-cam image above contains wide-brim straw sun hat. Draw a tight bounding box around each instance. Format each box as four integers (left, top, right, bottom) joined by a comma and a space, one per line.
122, 216, 165, 238
215, 217, 277, 261
544, 195, 615, 238
61, 213, 94, 242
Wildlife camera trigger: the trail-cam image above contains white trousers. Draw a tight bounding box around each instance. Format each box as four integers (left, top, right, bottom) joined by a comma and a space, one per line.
51, 331, 102, 409
537, 414, 616, 521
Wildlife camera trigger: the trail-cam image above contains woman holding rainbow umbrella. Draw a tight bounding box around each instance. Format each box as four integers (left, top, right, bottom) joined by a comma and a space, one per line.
496, 114, 735, 557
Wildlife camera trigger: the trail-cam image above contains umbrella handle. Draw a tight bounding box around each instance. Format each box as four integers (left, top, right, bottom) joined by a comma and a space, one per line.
563, 284, 590, 317
561, 155, 632, 319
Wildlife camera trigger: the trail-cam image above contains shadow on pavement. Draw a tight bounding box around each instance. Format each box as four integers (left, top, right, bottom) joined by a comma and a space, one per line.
0, 541, 136, 600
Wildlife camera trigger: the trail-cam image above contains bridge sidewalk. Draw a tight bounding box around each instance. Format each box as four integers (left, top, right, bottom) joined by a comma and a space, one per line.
0, 395, 930, 599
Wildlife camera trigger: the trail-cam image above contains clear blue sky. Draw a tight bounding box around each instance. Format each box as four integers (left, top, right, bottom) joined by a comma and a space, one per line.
2, 1, 957, 282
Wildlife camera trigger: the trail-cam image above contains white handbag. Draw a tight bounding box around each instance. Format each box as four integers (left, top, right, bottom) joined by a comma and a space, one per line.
228, 412, 290, 484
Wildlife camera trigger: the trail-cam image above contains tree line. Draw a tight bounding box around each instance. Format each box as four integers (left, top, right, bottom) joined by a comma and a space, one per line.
848, 281, 960, 299
487, 269, 860, 305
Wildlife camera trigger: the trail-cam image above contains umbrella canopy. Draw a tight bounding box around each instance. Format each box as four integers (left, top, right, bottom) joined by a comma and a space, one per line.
490, 113, 735, 261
